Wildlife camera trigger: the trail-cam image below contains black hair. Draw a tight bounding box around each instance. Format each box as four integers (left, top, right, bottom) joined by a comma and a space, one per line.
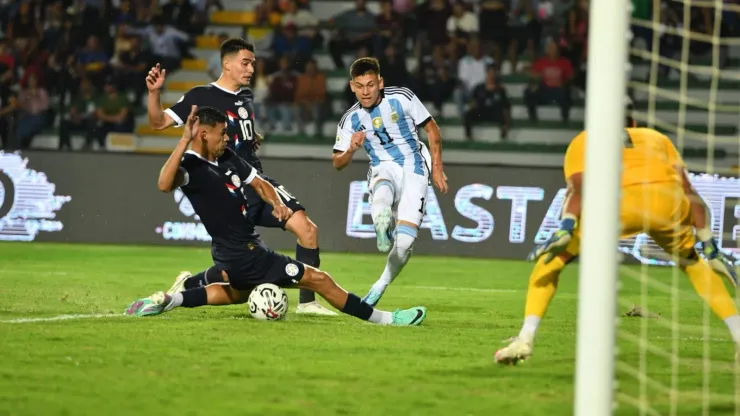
195, 106, 227, 127
220, 38, 255, 60
350, 57, 380, 79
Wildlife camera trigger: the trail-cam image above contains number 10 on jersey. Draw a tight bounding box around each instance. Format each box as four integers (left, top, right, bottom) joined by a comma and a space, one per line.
239, 119, 254, 141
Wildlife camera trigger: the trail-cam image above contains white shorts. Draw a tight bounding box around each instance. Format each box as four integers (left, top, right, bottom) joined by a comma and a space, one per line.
367, 161, 429, 227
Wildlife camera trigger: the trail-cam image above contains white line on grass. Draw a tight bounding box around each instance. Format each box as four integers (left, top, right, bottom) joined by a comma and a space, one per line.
0, 286, 517, 324
1, 313, 123, 324
406, 285, 520, 293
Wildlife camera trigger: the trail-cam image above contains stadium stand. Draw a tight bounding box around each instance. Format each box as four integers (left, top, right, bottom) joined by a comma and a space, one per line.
1, 0, 738, 168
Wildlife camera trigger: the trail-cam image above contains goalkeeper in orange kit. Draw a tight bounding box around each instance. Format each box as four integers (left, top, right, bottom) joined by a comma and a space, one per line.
495, 100, 739, 365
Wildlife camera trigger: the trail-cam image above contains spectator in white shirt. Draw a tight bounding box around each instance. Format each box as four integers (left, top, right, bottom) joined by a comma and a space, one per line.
454, 38, 494, 118
446, 1, 478, 59
124, 17, 189, 72
281, 0, 321, 48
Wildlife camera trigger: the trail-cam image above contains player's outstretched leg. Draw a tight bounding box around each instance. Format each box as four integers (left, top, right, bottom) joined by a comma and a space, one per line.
298, 265, 426, 326
370, 180, 395, 253
167, 267, 225, 294
285, 211, 337, 316
495, 253, 572, 365
125, 264, 425, 326
677, 252, 740, 349
362, 224, 416, 307
125, 282, 251, 316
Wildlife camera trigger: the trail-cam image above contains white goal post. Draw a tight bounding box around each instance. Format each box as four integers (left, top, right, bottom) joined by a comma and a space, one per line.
574, 0, 631, 414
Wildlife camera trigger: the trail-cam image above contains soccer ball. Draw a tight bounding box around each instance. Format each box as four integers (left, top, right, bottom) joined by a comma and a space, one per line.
248, 283, 289, 321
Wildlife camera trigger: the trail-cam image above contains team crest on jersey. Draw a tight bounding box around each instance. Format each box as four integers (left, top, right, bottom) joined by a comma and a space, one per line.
238, 107, 249, 119
372, 117, 383, 129
285, 263, 299, 277
231, 174, 241, 188
390, 111, 399, 123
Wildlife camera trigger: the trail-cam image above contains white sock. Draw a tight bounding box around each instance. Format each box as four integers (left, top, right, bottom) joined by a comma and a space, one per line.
518, 315, 541, 342
167, 292, 184, 311
724, 315, 740, 344
368, 308, 393, 325
371, 232, 415, 293
370, 181, 394, 223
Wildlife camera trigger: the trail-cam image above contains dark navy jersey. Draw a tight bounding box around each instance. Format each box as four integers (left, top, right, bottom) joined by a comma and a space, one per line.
178, 148, 260, 248
166, 83, 263, 172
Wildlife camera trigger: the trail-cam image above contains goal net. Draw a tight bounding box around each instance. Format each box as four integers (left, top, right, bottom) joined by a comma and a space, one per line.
613, 0, 740, 414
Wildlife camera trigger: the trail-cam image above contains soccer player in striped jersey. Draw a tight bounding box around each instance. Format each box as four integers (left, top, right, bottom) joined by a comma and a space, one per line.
332, 57, 448, 307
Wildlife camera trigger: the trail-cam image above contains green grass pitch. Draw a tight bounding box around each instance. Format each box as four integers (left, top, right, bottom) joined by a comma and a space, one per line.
0, 242, 737, 415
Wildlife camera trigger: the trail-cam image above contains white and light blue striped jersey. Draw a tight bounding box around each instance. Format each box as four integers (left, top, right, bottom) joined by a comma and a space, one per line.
333, 87, 433, 175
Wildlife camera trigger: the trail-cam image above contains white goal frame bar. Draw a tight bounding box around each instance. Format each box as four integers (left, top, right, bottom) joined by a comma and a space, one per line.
574, 0, 630, 414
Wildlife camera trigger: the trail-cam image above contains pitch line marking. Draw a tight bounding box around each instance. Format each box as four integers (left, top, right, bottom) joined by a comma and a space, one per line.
0, 313, 123, 324
407, 285, 520, 293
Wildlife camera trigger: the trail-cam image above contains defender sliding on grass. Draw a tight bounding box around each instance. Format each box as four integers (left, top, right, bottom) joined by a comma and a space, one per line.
146, 38, 334, 316
124, 105, 427, 326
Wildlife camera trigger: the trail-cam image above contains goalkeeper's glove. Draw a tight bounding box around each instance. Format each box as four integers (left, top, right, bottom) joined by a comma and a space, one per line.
527, 216, 576, 264
699, 237, 738, 288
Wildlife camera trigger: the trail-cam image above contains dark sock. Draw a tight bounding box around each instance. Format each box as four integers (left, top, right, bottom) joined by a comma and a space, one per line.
181, 287, 208, 308
341, 293, 373, 321
296, 245, 320, 304
184, 267, 224, 289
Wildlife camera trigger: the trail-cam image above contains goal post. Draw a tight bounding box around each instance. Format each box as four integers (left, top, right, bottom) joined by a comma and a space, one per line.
574, 0, 631, 414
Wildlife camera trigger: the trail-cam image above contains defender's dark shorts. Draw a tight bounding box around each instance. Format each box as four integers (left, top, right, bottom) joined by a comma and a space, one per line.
212, 240, 306, 290
245, 174, 305, 230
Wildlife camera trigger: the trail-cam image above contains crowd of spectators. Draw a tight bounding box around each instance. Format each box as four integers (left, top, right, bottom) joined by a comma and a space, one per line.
0, 0, 221, 150
0, 0, 735, 149
248, 0, 592, 138
255, 0, 736, 140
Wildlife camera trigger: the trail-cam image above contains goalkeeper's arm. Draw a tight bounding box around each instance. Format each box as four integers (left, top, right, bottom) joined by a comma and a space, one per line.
678, 167, 712, 241
527, 172, 581, 263
560, 172, 583, 229
679, 167, 738, 286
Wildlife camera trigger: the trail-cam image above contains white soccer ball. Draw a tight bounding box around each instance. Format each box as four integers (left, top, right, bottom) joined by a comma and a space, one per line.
248, 283, 289, 321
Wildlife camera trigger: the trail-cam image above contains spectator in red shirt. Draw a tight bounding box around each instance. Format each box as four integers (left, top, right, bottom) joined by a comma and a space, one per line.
524, 39, 573, 122
0, 39, 15, 71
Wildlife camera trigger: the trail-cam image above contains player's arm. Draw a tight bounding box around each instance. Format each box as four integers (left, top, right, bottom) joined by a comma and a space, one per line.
679, 167, 711, 238
562, 172, 583, 223
411, 92, 448, 193
157, 106, 199, 192
145, 63, 183, 131
147, 89, 175, 130
528, 135, 584, 263
666, 138, 711, 241
560, 133, 586, 226
661, 133, 711, 238
527, 171, 581, 263
666, 136, 738, 284
247, 171, 293, 221
332, 121, 364, 170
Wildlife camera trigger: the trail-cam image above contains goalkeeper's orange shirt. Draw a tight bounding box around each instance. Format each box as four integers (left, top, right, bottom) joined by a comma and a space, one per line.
563, 128, 684, 188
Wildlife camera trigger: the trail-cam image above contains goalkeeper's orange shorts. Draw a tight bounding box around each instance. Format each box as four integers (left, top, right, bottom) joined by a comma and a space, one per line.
562, 182, 695, 258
